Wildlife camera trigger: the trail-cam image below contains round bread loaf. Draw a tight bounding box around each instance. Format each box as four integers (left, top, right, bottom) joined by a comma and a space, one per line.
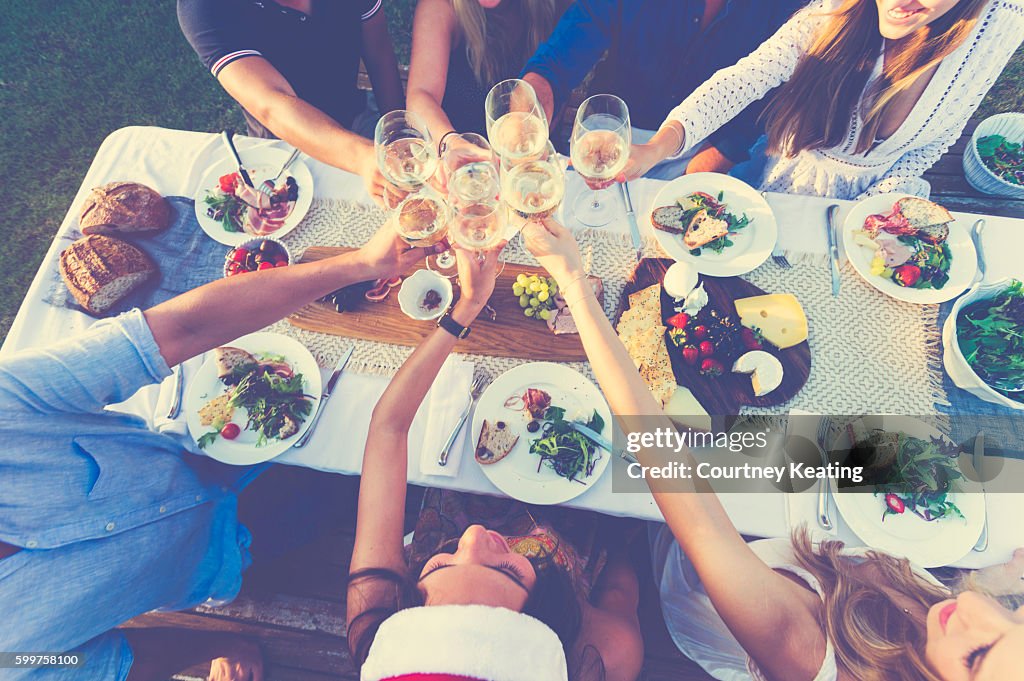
79, 181, 171, 235
59, 234, 157, 315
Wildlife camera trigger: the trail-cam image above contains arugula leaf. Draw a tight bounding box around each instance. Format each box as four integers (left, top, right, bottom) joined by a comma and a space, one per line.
197, 431, 219, 449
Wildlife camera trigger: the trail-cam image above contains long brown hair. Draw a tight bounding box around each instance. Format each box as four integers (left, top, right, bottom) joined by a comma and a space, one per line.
452, 0, 560, 86
791, 530, 949, 681
763, 0, 989, 157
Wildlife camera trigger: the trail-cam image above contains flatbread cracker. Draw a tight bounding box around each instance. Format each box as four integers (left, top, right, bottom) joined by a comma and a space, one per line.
628, 284, 662, 312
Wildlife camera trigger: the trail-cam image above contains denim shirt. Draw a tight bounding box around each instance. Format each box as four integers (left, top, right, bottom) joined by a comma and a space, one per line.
0, 310, 252, 680
523, 0, 808, 161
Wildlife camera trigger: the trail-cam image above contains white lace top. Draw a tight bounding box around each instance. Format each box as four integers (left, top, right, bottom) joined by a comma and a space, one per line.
663, 0, 1024, 200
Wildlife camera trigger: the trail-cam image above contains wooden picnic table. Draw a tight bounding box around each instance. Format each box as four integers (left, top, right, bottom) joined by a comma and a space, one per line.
117, 116, 1024, 681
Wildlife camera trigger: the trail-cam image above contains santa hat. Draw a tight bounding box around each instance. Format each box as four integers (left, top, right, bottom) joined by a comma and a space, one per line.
361, 605, 568, 681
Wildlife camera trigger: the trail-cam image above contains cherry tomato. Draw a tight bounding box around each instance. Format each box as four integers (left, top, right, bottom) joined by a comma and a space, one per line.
275, 261, 288, 268
231, 247, 249, 263
219, 173, 240, 193
220, 423, 241, 440
885, 493, 905, 514
258, 261, 274, 271
274, 256, 288, 266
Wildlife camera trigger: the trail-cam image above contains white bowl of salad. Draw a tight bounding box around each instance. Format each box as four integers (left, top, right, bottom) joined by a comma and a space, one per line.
942, 277, 1024, 410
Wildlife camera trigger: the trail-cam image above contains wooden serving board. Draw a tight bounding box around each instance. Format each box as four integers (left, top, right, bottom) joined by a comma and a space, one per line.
288, 247, 588, 362
617, 258, 811, 415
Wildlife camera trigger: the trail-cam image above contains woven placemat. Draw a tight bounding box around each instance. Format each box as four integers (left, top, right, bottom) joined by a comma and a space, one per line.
270, 198, 945, 416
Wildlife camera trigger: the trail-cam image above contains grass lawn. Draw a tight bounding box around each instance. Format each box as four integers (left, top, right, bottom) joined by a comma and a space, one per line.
0, 1, 1020, 343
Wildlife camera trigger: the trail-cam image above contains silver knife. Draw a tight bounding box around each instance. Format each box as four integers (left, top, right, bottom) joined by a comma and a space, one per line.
567, 420, 614, 453
825, 204, 841, 297
166, 364, 184, 419
971, 432, 989, 552
221, 129, 255, 188
620, 183, 644, 261
294, 346, 354, 448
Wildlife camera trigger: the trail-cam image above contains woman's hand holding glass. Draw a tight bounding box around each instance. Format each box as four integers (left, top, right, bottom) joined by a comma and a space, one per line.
520, 218, 585, 288
451, 240, 506, 324
622, 122, 685, 181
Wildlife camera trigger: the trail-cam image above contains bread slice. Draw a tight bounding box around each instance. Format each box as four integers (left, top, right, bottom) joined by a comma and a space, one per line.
895, 196, 952, 229
59, 234, 156, 315
80, 181, 172, 235
199, 394, 235, 427
215, 347, 258, 384
651, 206, 685, 234
475, 419, 519, 464
683, 209, 729, 249
914, 223, 950, 244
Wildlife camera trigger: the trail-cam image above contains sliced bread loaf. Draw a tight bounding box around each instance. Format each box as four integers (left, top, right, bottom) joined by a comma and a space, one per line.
80, 181, 172, 235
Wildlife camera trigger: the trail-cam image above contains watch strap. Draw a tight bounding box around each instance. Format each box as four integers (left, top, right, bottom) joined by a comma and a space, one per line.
437, 309, 471, 339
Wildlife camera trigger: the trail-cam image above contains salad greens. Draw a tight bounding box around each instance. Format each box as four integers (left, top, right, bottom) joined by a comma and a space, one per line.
867, 431, 964, 522
977, 134, 1024, 186
204, 193, 246, 233
682, 191, 751, 256
529, 406, 606, 483
957, 279, 1024, 396
198, 368, 313, 449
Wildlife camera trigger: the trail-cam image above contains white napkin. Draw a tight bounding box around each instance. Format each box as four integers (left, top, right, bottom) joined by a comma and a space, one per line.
783, 409, 840, 542
418, 359, 475, 477
152, 355, 206, 437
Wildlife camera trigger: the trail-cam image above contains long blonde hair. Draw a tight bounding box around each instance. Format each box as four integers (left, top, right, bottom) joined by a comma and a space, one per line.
791, 530, 949, 681
451, 0, 559, 86
764, 0, 989, 156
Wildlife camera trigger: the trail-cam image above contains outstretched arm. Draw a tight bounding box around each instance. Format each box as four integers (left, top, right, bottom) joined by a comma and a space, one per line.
347, 245, 501, 601
406, 0, 459, 140
145, 227, 430, 368
362, 9, 404, 114
522, 221, 826, 681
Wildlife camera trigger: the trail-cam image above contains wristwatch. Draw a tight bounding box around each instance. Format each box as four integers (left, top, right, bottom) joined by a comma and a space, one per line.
437, 308, 471, 339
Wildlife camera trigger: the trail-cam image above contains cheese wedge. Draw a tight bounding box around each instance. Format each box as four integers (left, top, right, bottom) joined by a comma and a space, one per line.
734, 294, 808, 349
733, 351, 784, 397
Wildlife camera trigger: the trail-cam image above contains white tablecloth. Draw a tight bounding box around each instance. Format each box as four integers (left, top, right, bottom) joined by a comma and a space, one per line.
4, 126, 1023, 569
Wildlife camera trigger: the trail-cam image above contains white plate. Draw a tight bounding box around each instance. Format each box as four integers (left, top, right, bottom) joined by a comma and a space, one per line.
829, 416, 984, 568
472, 362, 613, 505
648, 172, 777, 276
842, 193, 977, 304
185, 332, 322, 465
194, 147, 314, 246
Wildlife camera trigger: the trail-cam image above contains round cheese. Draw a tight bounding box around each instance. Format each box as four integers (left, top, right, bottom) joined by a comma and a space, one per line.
733, 350, 784, 397
663, 262, 699, 299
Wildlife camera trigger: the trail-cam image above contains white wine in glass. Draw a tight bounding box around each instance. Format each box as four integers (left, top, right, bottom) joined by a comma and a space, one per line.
485, 79, 549, 163
501, 142, 565, 220
375, 110, 438, 190
570, 94, 631, 228
393, 189, 450, 249
441, 132, 499, 205
450, 201, 505, 253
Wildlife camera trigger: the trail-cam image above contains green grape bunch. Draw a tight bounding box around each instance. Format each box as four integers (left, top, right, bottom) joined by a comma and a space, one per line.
512, 273, 560, 321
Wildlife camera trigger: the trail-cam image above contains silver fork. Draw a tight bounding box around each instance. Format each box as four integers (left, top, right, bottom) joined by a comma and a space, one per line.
814, 416, 835, 532
762, 191, 791, 269
438, 374, 490, 466
258, 147, 302, 199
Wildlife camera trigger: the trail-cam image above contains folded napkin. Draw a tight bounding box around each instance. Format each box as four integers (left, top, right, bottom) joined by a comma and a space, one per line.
152, 354, 207, 438
783, 409, 840, 543
418, 359, 475, 477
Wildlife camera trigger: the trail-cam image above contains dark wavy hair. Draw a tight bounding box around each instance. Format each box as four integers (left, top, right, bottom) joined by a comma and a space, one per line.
346, 544, 584, 668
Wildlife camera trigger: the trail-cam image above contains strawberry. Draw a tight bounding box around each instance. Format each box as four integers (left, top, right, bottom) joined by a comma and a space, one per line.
681, 345, 700, 365
693, 324, 709, 339
666, 312, 690, 329
893, 264, 921, 287
698, 340, 715, 357
741, 327, 763, 350
699, 358, 724, 377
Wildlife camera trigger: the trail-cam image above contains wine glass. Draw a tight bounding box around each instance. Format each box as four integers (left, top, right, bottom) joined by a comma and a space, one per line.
375, 110, 439, 190
485, 79, 549, 164
569, 94, 631, 228
392, 184, 451, 250
440, 132, 500, 206
450, 199, 506, 264
500, 139, 565, 224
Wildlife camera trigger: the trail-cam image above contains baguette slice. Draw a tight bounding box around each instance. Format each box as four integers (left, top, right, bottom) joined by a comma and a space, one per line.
215, 347, 258, 384
80, 181, 172, 235
914, 223, 950, 244
683, 209, 729, 249
59, 234, 156, 315
895, 197, 952, 229
651, 206, 686, 235
475, 419, 519, 464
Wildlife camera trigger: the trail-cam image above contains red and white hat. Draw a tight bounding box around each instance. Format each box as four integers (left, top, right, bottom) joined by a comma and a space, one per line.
361, 604, 568, 681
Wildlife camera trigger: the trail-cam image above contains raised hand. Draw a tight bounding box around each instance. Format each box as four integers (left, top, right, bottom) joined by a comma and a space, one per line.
520, 219, 585, 286
454, 242, 506, 309
354, 221, 443, 280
